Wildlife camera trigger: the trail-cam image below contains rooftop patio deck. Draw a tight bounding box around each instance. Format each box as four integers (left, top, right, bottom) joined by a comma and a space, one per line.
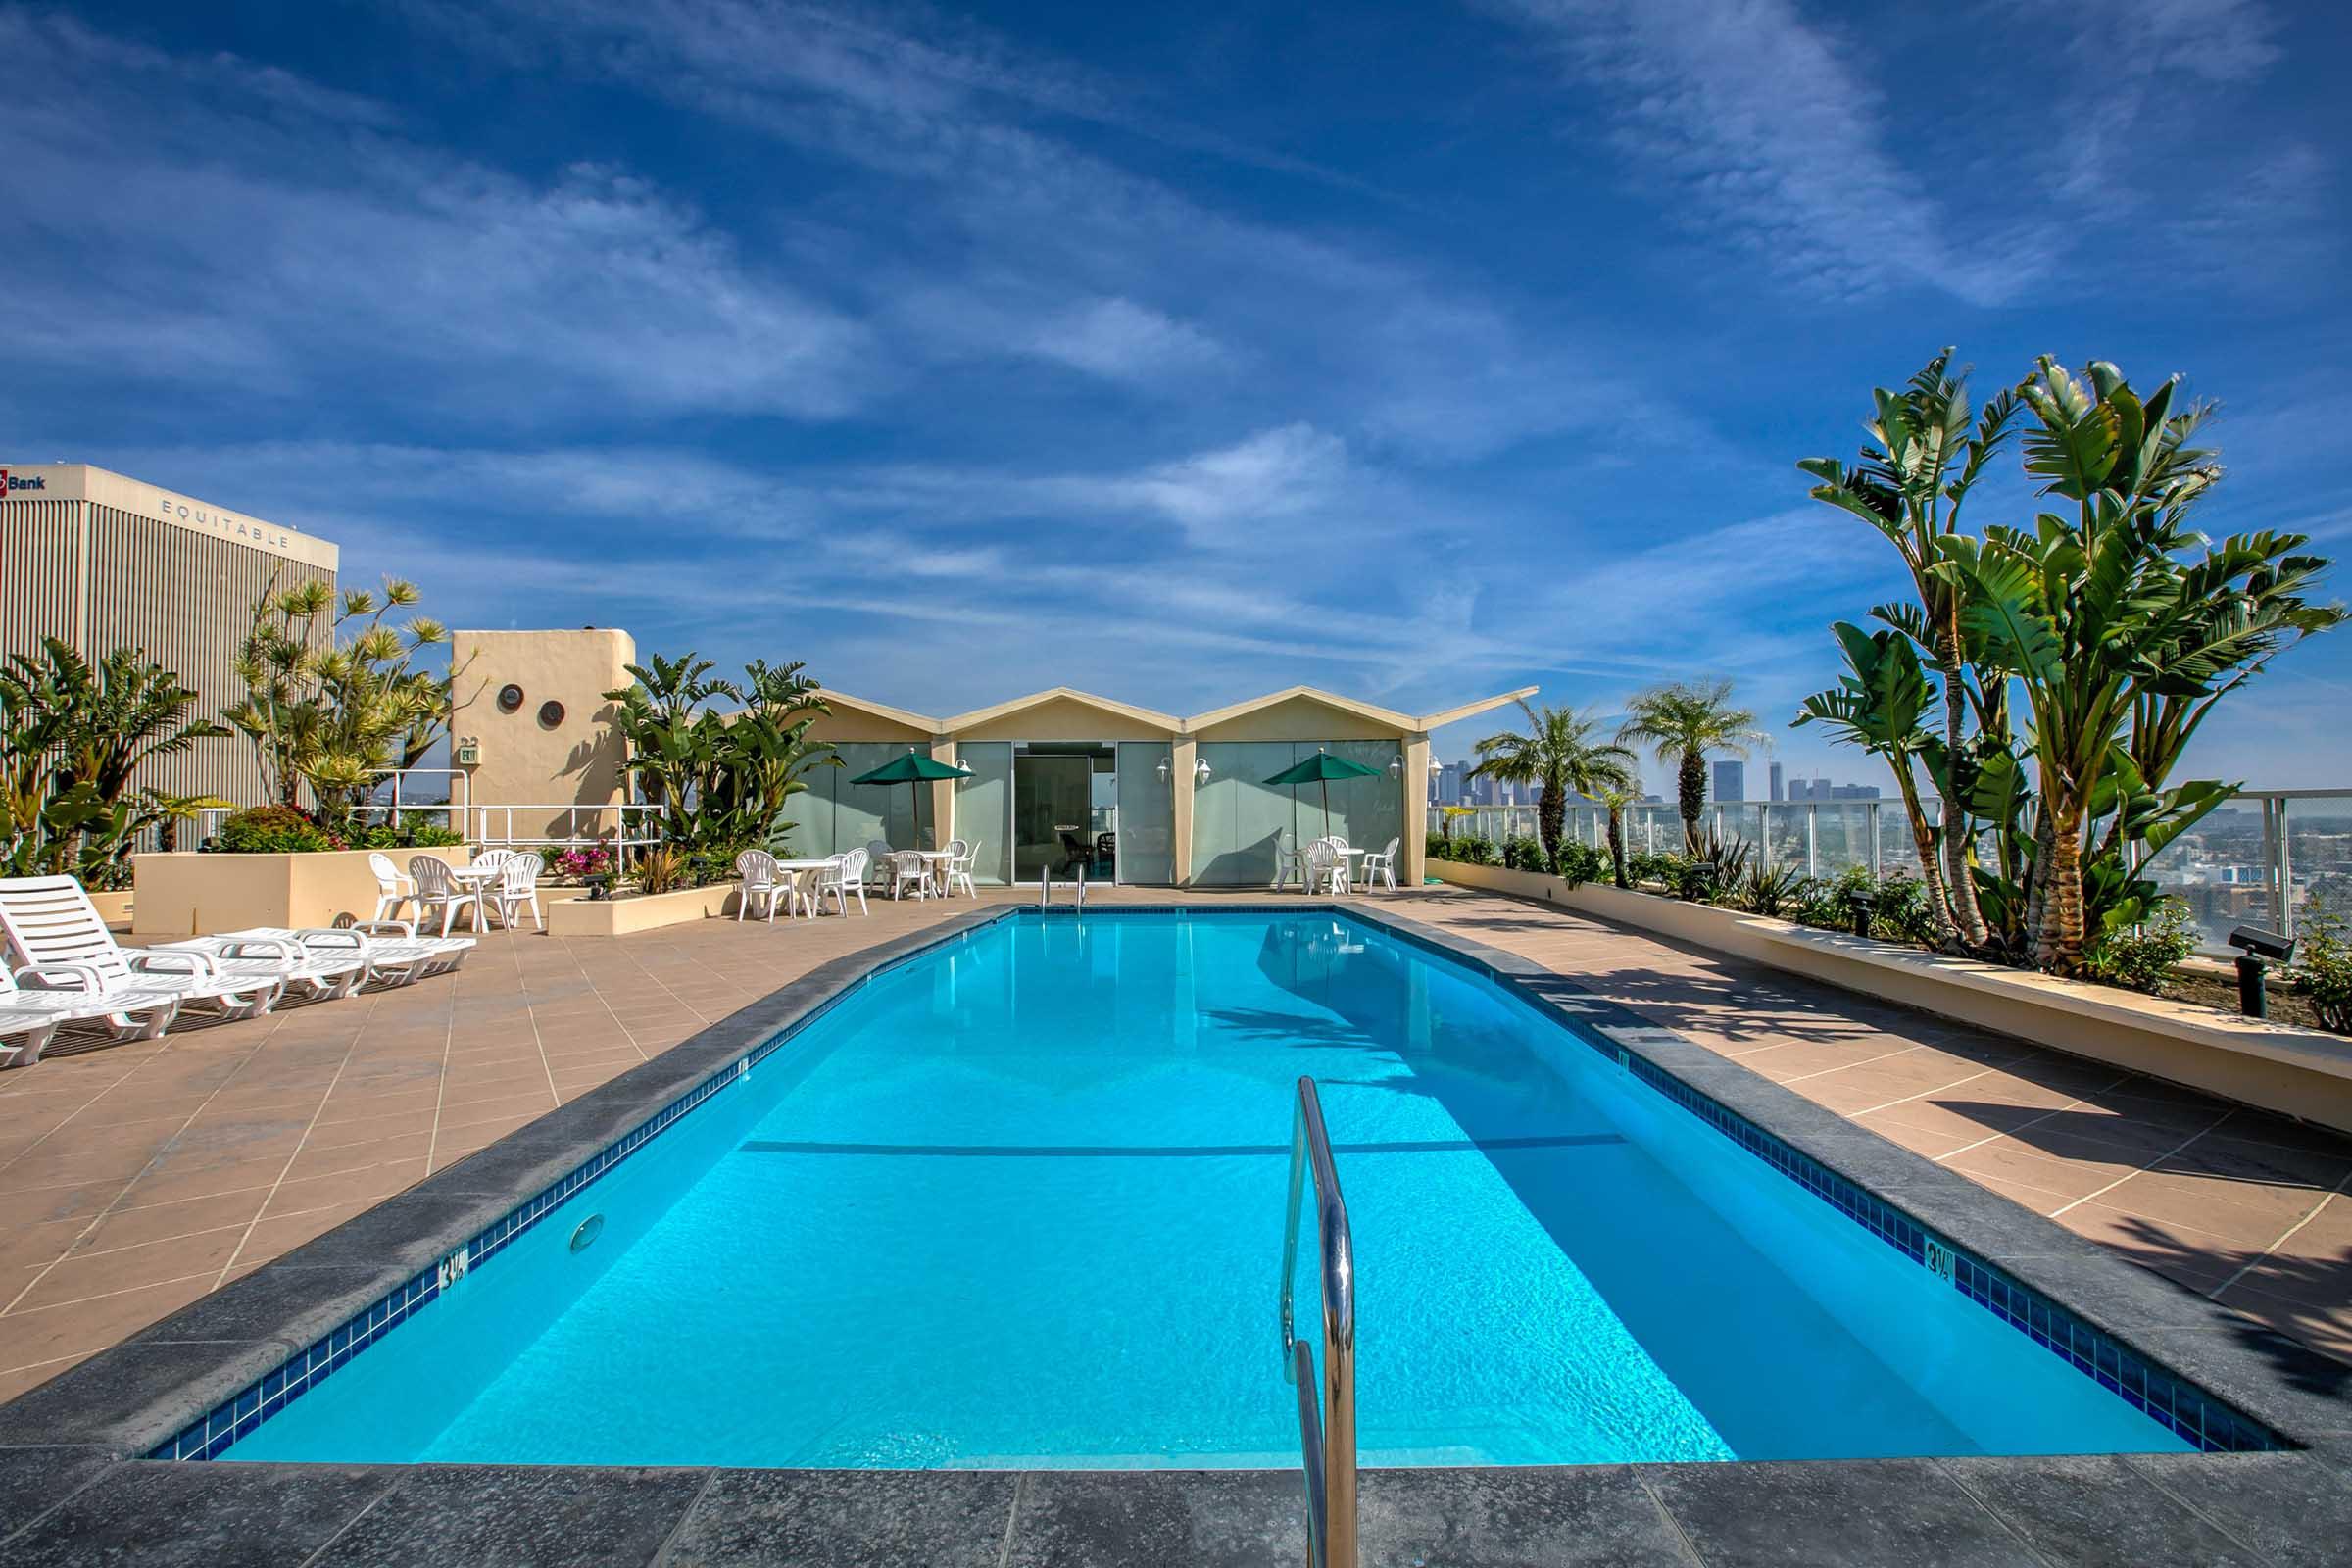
3, 886, 2347, 1411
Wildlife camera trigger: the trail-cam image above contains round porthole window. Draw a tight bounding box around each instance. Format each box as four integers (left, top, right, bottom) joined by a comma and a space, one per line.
537, 700, 565, 729
497, 683, 524, 713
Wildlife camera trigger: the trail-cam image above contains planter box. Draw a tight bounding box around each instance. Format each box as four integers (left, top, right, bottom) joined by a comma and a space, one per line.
544, 882, 742, 938
1435, 859, 2352, 1135
131, 848, 473, 937
90, 890, 134, 929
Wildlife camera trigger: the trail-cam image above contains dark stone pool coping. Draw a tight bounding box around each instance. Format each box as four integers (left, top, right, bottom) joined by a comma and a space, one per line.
4, 899, 2350, 1565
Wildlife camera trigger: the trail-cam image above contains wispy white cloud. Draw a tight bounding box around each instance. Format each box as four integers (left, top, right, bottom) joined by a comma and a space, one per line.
0, 11, 876, 425
1482, 0, 2020, 305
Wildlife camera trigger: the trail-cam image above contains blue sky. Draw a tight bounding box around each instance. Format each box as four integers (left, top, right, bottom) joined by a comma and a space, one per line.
5, 0, 2348, 789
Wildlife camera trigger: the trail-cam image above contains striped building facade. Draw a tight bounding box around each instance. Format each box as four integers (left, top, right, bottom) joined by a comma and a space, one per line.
0, 463, 339, 810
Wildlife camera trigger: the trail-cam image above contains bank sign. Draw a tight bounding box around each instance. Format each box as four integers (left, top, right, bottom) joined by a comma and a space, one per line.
1, 468, 46, 494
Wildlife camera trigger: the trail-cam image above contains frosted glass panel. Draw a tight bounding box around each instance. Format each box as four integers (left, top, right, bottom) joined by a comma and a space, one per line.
832, 744, 921, 855
954, 743, 1011, 886
1116, 743, 1175, 885
1192, 743, 1298, 886
1318, 741, 1403, 858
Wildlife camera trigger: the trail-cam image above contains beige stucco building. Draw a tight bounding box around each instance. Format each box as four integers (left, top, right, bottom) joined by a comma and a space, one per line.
446, 628, 638, 844
451, 627, 1527, 889
0, 462, 338, 808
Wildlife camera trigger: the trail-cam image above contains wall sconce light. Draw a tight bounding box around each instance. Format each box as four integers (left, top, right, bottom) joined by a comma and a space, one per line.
1388, 755, 1404, 779
1194, 757, 1213, 784
1155, 758, 1170, 785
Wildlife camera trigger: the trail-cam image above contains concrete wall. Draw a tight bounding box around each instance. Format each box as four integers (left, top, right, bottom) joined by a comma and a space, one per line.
544, 881, 741, 937
1435, 859, 2352, 1135
133, 847, 472, 936
451, 629, 637, 841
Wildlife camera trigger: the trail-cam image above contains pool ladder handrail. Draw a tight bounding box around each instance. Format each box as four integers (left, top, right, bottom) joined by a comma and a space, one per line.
1037, 864, 1088, 909
1279, 1076, 1356, 1568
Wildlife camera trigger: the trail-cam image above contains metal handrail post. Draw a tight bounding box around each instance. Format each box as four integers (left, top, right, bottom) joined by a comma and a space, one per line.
1277, 1077, 1356, 1568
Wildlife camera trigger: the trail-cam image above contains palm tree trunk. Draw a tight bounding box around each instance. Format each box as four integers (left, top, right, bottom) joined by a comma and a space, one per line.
1538, 779, 1565, 865
1937, 642, 1989, 949
1606, 808, 1628, 888
1893, 762, 1959, 948
1678, 751, 1705, 854
2034, 796, 2088, 972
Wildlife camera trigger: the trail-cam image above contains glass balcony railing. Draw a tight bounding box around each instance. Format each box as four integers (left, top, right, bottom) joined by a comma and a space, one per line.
1434, 788, 2351, 956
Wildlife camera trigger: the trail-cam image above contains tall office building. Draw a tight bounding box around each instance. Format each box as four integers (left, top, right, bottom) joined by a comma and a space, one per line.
1, 463, 338, 808
1712, 759, 1745, 803
1769, 760, 1785, 802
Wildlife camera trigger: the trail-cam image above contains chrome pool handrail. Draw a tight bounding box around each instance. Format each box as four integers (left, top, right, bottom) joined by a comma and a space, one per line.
1278, 1076, 1356, 1568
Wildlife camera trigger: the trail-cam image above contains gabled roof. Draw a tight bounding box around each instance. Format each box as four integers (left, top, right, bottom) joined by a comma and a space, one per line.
942, 687, 1183, 734
808, 688, 945, 734
1181, 685, 1540, 735
1413, 685, 1540, 732
1184, 685, 1418, 733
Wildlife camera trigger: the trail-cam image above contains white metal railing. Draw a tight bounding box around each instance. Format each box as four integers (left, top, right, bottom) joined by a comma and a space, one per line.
1430, 788, 2352, 956
467, 802, 668, 853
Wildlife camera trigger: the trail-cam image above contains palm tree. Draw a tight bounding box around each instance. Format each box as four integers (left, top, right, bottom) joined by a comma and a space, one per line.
1597, 785, 1637, 888
1467, 702, 1637, 868
1799, 350, 2017, 947
1795, 623, 1959, 947
1617, 681, 1764, 854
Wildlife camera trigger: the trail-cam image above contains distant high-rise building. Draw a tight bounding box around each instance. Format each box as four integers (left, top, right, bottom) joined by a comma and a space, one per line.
1712, 759, 1745, 803
1831, 783, 1881, 800
1769, 761, 1785, 802
1434, 761, 1468, 806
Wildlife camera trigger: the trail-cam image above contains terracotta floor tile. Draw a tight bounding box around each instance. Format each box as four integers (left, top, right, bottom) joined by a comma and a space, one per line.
1941, 1138, 2147, 1201
13, 1226, 249, 1313
70, 1187, 270, 1257
260, 1158, 429, 1219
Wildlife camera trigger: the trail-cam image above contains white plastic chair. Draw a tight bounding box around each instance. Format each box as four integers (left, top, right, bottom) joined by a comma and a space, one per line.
0, 875, 281, 1024
492, 851, 544, 932
408, 856, 480, 935
944, 838, 977, 898
822, 850, 870, 916
888, 850, 930, 901
1304, 838, 1349, 896
1360, 836, 1401, 892
863, 840, 895, 892
736, 850, 788, 923
1274, 830, 1306, 891
368, 852, 417, 923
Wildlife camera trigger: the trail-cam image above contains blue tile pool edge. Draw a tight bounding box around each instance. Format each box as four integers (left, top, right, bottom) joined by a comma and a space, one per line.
149, 902, 2286, 1462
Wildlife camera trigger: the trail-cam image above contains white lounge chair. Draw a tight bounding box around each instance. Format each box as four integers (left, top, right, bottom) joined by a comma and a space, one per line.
736, 850, 789, 923
368, 852, 417, 923
0, 964, 181, 1066
201, 924, 473, 988
491, 851, 544, 932
408, 856, 482, 935
0, 875, 283, 1023
150, 931, 368, 1003
1360, 836, 1401, 893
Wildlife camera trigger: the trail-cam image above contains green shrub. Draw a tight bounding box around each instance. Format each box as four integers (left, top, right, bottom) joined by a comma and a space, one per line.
1552, 841, 1606, 888
1794, 865, 1873, 930
2084, 900, 2198, 994
216, 805, 335, 854
1424, 831, 1452, 862
346, 821, 466, 851
2291, 913, 2352, 1034
1672, 858, 1720, 902
1452, 836, 1497, 866
1869, 869, 1936, 945
1736, 864, 1811, 918
1625, 850, 1681, 887
1501, 835, 1548, 872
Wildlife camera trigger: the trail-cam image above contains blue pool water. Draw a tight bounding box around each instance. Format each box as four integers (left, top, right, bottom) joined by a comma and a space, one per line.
225, 911, 2192, 1467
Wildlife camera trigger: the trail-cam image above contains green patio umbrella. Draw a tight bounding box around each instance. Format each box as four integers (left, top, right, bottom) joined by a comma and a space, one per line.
1263, 748, 1383, 839
849, 749, 973, 850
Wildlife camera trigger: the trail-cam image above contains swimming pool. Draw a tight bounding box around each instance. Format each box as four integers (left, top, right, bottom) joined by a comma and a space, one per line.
218, 909, 2223, 1467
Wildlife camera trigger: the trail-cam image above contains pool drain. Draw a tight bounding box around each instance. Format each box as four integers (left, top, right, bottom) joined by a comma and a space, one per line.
569, 1214, 605, 1252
